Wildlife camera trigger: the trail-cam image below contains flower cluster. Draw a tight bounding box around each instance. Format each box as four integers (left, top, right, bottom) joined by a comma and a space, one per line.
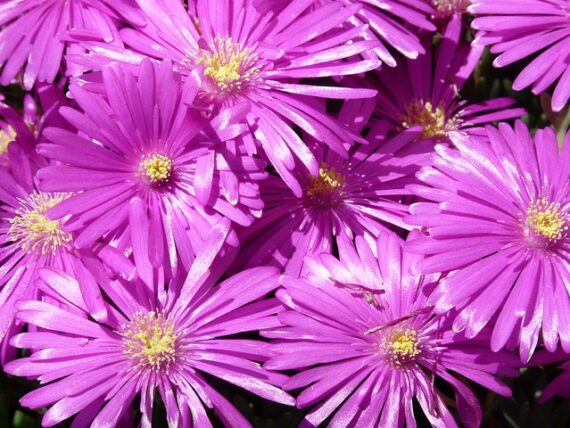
0, 0, 569, 427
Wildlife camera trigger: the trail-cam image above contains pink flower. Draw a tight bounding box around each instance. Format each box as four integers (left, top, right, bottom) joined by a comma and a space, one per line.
373, 15, 525, 142
37, 59, 263, 280
406, 121, 570, 362
264, 232, 518, 427
232, 100, 428, 276
0, 143, 134, 366
71, 0, 379, 188
5, 262, 294, 427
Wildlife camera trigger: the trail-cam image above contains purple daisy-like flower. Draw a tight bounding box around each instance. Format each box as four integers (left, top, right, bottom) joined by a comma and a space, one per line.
0, 0, 143, 89
470, 0, 570, 112
5, 262, 294, 427
406, 121, 570, 362
264, 232, 518, 427
36, 59, 264, 279
232, 100, 428, 276
71, 0, 379, 188
374, 15, 525, 142
0, 147, 135, 366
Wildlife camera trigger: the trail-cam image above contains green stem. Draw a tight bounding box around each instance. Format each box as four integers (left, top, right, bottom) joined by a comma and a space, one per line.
557, 106, 570, 148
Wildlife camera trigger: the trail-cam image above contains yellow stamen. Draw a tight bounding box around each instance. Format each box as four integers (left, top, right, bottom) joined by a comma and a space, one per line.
384, 328, 421, 367
199, 37, 260, 94
433, 0, 470, 18
0, 126, 16, 154
306, 163, 345, 200
8, 193, 72, 255
122, 311, 178, 372
142, 154, 172, 183
401, 100, 454, 139
526, 198, 567, 242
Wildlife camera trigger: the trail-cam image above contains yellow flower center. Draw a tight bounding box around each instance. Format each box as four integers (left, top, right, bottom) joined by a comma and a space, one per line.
401, 101, 454, 139
0, 126, 16, 155
526, 198, 567, 243
385, 328, 421, 367
306, 164, 345, 203
199, 37, 260, 94
433, 0, 470, 18
8, 193, 72, 255
122, 311, 178, 372
141, 154, 172, 183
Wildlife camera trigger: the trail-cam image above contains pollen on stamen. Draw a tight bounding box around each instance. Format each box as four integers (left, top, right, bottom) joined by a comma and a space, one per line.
401, 100, 458, 140
0, 125, 16, 155
7, 192, 72, 255
382, 328, 422, 367
141, 154, 172, 184
121, 311, 178, 372
198, 37, 260, 95
525, 197, 567, 246
432, 0, 470, 19
305, 163, 346, 207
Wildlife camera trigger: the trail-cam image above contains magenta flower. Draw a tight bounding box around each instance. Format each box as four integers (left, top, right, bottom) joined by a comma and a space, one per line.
264, 232, 518, 428
374, 15, 525, 141
72, 0, 379, 188
36, 59, 264, 280
232, 101, 428, 276
0, 148, 135, 366
5, 264, 294, 427
470, 0, 570, 112
0, 0, 143, 89
406, 121, 570, 362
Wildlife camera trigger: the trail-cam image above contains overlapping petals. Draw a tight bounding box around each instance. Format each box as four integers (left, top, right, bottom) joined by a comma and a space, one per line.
406, 121, 570, 361
264, 232, 518, 427
36, 59, 264, 280
0, 0, 143, 89
5, 258, 293, 427
70, 0, 380, 189
471, 0, 570, 111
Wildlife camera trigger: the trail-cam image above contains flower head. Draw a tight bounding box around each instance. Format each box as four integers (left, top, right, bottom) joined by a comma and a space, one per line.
37, 59, 263, 279
374, 15, 525, 141
406, 121, 570, 361
5, 264, 294, 427
470, 0, 570, 111
199, 37, 261, 95
7, 192, 72, 255
264, 232, 518, 427
232, 101, 429, 276
71, 0, 380, 189
0, 149, 134, 367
